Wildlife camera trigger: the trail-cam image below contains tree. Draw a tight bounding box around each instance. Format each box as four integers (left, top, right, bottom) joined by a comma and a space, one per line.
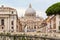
46, 2, 60, 16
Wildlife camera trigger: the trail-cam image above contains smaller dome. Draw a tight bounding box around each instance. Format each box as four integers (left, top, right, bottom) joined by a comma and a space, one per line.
25, 4, 36, 16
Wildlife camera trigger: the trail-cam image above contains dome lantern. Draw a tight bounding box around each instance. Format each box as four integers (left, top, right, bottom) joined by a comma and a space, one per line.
1, 5, 4, 8
29, 4, 32, 8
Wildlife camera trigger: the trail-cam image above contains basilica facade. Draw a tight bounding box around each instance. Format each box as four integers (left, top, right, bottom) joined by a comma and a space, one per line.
20, 4, 43, 32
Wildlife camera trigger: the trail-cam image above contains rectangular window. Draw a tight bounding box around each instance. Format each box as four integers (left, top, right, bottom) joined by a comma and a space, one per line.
1, 19, 4, 25
59, 26, 60, 30
11, 21, 14, 25
12, 11, 13, 14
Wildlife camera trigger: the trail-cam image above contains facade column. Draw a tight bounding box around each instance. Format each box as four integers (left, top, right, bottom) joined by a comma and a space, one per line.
8, 17, 10, 32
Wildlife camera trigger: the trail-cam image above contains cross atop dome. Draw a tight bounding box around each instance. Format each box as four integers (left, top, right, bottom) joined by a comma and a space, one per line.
29, 4, 32, 8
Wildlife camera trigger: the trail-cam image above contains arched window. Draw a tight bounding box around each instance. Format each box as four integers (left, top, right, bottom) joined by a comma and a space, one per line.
2, 27, 4, 29
1, 19, 4, 25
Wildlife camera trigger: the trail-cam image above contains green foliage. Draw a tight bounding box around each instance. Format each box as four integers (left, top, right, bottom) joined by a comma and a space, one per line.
6, 33, 11, 36
0, 33, 3, 35
46, 2, 60, 16
22, 37, 26, 40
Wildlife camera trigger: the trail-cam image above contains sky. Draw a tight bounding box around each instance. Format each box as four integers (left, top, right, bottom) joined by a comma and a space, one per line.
0, 0, 60, 18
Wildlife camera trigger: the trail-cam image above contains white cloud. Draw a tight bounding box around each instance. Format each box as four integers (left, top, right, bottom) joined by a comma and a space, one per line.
36, 11, 47, 19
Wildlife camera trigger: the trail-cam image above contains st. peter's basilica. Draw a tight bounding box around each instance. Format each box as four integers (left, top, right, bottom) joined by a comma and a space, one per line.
20, 4, 43, 32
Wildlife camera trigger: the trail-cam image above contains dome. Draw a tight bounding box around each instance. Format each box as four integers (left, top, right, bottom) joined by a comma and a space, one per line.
25, 4, 36, 16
